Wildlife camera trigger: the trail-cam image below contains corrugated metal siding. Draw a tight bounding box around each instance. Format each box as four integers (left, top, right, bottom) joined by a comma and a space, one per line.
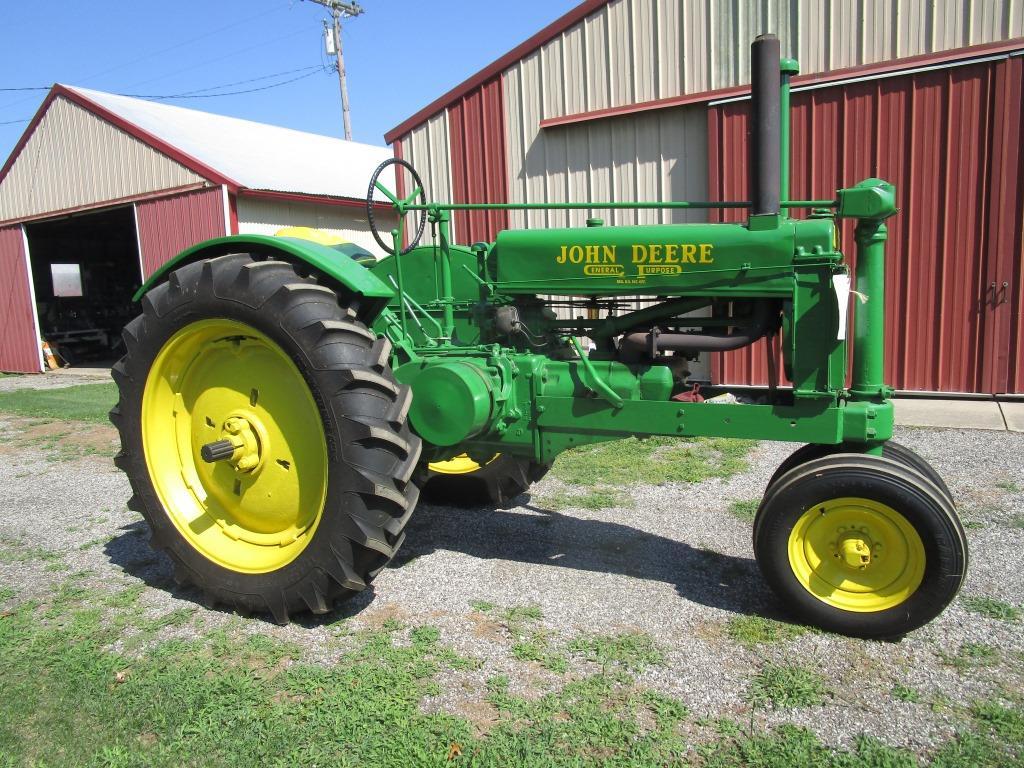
0, 225, 42, 372
709, 58, 1023, 394
236, 196, 398, 259
393, 0, 1021, 220
398, 112, 455, 238
525, 0, 1021, 119
447, 76, 510, 243
0, 96, 203, 223
503, 69, 709, 230
986, 54, 1024, 394
136, 187, 225, 278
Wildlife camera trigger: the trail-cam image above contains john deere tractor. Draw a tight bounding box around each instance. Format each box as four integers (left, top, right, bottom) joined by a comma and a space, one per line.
110, 35, 966, 638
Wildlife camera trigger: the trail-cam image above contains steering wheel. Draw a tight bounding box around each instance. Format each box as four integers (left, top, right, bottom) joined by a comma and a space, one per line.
366, 158, 427, 256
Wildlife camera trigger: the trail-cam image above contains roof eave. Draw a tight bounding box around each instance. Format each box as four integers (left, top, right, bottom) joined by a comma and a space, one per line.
0, 85, 241, 191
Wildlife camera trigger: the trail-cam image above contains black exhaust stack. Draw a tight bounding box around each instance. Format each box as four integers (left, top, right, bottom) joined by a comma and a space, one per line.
750, 34, 781, 216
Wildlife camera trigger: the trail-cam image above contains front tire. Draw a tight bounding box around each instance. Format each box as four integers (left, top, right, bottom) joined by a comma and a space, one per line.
753, 454, 967, 638
110, 253, 421, 623
765, 441, 954, 504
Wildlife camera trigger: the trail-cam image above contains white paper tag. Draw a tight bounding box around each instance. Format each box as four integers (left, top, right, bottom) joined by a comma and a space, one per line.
833, 273, 851, 341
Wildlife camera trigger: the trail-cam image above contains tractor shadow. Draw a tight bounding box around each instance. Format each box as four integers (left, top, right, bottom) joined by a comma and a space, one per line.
104, 520, 378, 624
103, 498, 782, 624
394, 494, 781, 620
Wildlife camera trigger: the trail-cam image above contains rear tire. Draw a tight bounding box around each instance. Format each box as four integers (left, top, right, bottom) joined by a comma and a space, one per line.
109, 253, 421, 623
753, 454, 967, 638
420, 453, 550, 507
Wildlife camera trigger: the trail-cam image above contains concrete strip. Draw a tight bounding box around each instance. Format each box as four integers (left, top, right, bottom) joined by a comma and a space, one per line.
893, 397, 1006, 431
999, 401, 1024, 433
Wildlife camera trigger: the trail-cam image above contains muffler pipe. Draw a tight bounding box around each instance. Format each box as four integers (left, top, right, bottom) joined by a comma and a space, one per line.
617, 301, 779, 361
750, 34, 781, 216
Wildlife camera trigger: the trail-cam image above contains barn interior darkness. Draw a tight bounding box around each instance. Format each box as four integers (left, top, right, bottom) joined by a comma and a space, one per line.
26, 206, 142, 365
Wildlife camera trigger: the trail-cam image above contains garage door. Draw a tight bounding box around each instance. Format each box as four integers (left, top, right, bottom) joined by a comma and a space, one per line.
0, 225, 42, 373
136, 186, 226, 278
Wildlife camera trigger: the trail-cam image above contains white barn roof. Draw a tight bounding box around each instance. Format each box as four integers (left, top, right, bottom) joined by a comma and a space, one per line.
63, 86, 393, 201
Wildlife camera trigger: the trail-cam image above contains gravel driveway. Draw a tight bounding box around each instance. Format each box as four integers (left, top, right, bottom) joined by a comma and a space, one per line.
1, 409, 1021, 758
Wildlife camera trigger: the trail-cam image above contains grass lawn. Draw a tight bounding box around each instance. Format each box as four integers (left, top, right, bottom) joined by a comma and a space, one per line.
1, 584, 1021, 767
0, 382, 117, 423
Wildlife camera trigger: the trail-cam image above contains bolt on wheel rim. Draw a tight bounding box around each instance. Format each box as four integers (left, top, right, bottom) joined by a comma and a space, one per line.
787, 496, 925, 612
142, 319, 328, 573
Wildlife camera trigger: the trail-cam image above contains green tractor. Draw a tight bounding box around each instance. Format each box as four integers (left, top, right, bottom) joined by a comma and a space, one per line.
110, 35, 966, 639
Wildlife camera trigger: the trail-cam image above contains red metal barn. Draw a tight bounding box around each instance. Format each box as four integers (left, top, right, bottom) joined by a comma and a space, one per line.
386, 0, 1024, 395
0, 87, 397, 372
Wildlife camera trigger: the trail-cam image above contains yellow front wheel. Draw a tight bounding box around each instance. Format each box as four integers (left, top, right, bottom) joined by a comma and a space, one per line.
753, 453, 967, 638
110, 253, 421, 623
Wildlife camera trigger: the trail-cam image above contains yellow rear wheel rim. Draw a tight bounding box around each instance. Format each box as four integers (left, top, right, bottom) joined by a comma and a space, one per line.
788, 497, 925, 612
428, 453, 499, 475
142, 319, 328, 574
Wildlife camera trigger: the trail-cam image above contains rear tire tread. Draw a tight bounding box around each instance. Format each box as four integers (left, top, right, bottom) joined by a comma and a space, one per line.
110, 252, 421, 623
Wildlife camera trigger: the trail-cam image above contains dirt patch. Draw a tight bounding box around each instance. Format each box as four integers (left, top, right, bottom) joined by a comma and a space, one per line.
0, 417, 118, 459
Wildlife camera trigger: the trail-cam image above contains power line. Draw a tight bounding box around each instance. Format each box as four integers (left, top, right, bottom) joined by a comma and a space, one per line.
0, 24, 313, 114
0, 118, 30, 125
75, 5, 289, 86
145, 65, 323, 97
122, 68, 325, 100
0, 65, 327, 105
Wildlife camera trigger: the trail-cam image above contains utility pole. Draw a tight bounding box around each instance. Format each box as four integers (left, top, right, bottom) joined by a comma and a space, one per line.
307, 0, 363, 140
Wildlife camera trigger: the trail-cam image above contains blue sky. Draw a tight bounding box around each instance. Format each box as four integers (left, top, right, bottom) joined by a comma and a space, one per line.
0, 0, 581, 161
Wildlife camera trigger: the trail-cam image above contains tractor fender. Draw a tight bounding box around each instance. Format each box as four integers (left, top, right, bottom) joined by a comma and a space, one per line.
133, 234, 395, 318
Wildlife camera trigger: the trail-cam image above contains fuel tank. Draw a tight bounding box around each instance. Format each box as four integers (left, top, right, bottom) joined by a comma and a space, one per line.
491, 218, 836, 298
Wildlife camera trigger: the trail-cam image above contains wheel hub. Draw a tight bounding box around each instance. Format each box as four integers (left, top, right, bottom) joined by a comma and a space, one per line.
218, 415, 264, 473
835, 530, 873, 569
787, 497, 926, 612
142, 318, 328, 574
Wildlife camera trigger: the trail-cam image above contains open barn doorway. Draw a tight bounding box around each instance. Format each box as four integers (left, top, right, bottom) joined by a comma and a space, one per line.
25, 205, 142, 366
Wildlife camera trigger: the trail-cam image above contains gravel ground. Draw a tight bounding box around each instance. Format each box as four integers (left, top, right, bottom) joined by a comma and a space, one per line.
1, 413, 1022, 756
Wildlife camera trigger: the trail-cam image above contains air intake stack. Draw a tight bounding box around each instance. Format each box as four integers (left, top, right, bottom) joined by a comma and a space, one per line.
750, 34, 782, 217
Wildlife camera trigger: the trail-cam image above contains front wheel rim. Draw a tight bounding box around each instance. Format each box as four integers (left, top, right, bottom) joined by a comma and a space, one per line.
787, 497, 926, 612
142, 318, 328, 574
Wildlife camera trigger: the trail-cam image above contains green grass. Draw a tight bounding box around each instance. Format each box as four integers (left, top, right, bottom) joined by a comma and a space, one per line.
893, 683, 923, 704
536, 486, 632, 510
727, 498, 760, 522
700, 725, 918, 768
511, 631, 569, 673
995, 480, 1022, 494
567, 631, 664, 671
2, 582, 1024, 767
747, 662, 828, 709
726, 616, 808, 648
0, 382, 117, 423
501, 604, 543, 637
0, 535, 62, 564
550, 435, 755, 488
960, 596, 1020, 622
940, 642, 1000, 671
